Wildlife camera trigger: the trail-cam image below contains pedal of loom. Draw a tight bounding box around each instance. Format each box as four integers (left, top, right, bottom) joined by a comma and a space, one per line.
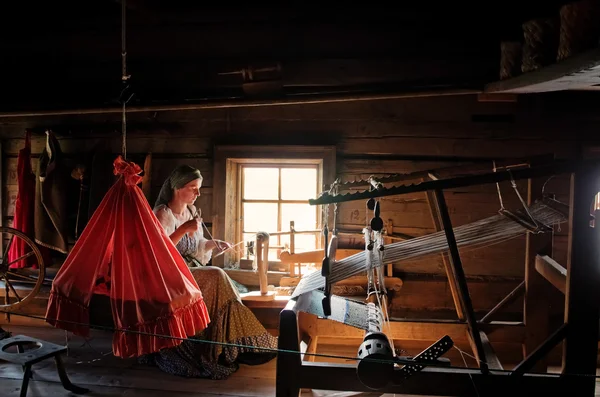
397, 356, 451, 366
240, 290, 276, 302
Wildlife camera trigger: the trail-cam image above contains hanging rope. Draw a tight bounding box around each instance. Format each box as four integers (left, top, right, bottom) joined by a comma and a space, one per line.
508, 170, 541, 231
493, 161, 505, 210
120, 0, 131, 159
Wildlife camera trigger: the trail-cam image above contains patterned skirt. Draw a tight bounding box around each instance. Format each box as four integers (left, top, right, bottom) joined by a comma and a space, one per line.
139, 266, 278, 379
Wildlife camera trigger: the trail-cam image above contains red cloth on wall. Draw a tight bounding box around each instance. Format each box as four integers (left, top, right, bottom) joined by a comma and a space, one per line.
46, 156, 210, 358
8, 131, 50, 269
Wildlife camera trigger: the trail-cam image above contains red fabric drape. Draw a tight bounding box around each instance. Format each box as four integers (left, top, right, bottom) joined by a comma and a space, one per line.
46, 156, 210, 358
8, 131, 50, 269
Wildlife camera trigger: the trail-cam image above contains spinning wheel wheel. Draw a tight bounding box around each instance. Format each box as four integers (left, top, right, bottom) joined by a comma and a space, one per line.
0, 227, 46, 312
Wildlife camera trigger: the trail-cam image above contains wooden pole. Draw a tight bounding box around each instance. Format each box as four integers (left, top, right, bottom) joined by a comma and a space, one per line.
426, 173, 465, 321
241, 232, 275, 302
433, 189, 488, 373
522, 173, 553, 372
561, 169, 600, 396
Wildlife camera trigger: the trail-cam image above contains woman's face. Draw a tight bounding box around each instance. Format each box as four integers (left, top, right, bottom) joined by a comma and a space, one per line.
175, 178, 202, 205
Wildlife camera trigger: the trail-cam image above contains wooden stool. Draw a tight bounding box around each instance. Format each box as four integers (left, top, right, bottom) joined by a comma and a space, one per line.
0, 335, 89, 397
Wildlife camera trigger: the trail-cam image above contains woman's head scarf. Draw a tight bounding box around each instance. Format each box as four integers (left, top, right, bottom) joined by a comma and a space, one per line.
154, 165, 202, 209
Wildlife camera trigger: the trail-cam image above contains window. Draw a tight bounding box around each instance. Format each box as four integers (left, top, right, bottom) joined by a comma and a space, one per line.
241, 165, 319, 261
212, 145, 336, 270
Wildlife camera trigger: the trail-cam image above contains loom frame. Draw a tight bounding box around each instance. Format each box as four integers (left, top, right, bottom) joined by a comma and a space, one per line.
276, 157, 600, 396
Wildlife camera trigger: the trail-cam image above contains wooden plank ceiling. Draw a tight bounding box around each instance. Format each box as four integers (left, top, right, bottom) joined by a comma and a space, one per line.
0, 1, 593, 112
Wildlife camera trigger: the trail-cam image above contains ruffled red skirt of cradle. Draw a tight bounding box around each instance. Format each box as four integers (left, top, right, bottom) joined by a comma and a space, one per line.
45, 156, 210, 358
46, 290, 210, 358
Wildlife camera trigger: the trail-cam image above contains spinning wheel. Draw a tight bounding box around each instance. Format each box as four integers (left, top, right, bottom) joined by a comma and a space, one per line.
0, 227, 46, 312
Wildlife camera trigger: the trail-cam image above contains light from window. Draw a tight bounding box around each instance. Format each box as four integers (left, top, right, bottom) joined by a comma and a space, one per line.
242, 165, 319, 261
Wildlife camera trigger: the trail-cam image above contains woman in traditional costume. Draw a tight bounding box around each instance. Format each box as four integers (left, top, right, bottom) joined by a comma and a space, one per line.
140, 165, 278, 379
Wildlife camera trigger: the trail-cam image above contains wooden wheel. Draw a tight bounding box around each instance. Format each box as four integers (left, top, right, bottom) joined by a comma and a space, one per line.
0, 227, 46, 311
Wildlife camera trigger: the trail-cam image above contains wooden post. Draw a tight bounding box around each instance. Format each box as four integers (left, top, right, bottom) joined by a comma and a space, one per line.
425, 174, 465, 321
241, 232, 275, 302
561, 169, 600, 396
522, 175, 553, 372
276, 301, 302, 397
385, 219, 394, 277
480, 281, 525, 324
289, 221, 296, 277
433, 189, 488, 373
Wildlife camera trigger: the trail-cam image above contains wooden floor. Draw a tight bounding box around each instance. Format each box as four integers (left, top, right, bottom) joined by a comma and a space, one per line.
0, 325, 599, 397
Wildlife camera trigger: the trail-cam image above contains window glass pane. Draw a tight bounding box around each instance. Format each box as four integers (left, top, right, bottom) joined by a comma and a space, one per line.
281, 203, 317, 232
242, 233, 255, 258
281, 168, 317, 200
243, 203, 278, 233
268, 235, 281, 262
295, 234, 318, 252
280, 233, 318, 253
243, 167, 279, 200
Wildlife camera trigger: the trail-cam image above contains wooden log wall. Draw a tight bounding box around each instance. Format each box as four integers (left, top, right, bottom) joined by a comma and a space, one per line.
0, 92, 590, 320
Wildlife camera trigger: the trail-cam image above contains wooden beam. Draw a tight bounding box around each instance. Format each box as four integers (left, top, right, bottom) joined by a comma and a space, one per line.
277, 300, 302, 396
279, 249, 361, 264
523, 174, 553, 373
479, 281, 525, 323
479, 330, 503, 370
293, 360, 582, 396
433, 189, 488, 372
477, 93, 518, 102
279, 275, 403, 291
535, 254, 567, 294
224, 269, 287, 287
309, 317, 525, 343
484, 47, 600, 93
513, 324, 568, 376
278, 300, 581, 396
561, 171, 600, 394
424, 173, 465, 321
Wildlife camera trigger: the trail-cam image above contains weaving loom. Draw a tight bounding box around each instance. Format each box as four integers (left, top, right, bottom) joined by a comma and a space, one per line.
291, 200, 567, 300
275, 158, 593, 397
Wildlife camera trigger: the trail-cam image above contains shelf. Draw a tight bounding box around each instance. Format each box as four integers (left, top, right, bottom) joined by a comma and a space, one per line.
485, 47, 600, 94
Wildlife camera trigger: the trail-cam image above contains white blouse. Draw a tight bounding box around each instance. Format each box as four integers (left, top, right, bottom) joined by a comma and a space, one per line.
154, 204, 213, 266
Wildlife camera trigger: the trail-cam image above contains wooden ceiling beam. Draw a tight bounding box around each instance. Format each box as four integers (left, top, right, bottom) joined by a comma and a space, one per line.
0, 58, 493, 111
2, 24, 496, 60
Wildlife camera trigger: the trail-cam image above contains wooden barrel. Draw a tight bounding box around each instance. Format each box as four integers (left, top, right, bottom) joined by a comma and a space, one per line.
522, 17, 560, 73
500, 41, 523, 80
557, 0, 600, 61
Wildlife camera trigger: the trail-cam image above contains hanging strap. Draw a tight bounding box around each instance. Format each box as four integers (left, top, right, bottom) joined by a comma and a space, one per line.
493, 161, 551, 232
493, 161, 505, 210
120, 0, 130, 159
24, 130, 31, 149
508, 170, 540, 228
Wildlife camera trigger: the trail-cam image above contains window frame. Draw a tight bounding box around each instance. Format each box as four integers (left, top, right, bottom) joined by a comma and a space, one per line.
240, 162, 321, 261
212, 145, 336, 268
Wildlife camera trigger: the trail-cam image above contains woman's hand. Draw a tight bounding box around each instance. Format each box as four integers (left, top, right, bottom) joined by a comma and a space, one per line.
181, 218, 201, 235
